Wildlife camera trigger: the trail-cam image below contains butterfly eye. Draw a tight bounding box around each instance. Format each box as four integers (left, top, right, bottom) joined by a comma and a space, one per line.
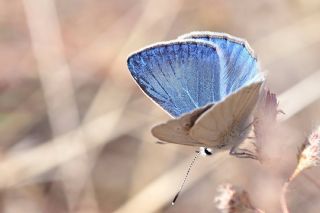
204, 148, 213, 155
200, 147, 213, 156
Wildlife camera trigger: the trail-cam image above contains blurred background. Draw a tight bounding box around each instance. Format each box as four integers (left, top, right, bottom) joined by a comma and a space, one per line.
1, 0, 320, 212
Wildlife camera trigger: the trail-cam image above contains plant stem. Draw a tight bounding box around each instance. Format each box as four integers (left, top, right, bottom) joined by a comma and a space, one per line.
280, 181, 290, 213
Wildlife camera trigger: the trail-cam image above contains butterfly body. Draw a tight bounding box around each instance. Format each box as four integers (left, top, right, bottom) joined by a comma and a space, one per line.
127, 31, 264, 158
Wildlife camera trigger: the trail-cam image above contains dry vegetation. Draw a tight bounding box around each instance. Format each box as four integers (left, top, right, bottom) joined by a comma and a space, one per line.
1, 0, 320, 212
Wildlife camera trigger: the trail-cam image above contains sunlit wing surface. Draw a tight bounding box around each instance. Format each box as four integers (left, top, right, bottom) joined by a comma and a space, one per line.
179, 32, 262, 96
151, 105, 212, 146
190, 81, 264, 148
127, 40, 222, 117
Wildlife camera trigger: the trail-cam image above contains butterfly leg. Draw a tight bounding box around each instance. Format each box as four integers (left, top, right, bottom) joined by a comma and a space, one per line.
229, 146, 259, 160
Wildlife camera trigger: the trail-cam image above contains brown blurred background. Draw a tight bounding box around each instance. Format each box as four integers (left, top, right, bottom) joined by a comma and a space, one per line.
1, 0, 320, 212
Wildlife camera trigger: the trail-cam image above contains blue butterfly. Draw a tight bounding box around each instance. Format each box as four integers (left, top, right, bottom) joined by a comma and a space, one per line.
127, 31, 264, 159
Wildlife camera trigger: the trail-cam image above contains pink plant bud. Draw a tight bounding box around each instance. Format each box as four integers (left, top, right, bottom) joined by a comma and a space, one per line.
214, 184, 264, 213
291, 126, 320, 180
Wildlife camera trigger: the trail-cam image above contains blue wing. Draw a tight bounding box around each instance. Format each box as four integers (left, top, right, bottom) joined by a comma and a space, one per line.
127, 40, 222, 117
179, 32, 262, 97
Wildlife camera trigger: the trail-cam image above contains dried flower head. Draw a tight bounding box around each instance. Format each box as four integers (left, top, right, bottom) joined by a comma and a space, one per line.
291, 126, 320, 180
214, 184, 264, 213
254, 89, 279, 144
250, 89, 280, 161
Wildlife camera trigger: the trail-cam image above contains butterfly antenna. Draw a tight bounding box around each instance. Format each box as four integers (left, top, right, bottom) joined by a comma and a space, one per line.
172, 151, 201, 205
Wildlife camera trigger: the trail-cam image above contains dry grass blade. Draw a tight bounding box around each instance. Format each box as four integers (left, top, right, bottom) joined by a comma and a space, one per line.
0, 102, 127, 188
0, 0, 142, 145
278, 70, 320, 122
254, 12, 320, 65
22, 0, 96, 210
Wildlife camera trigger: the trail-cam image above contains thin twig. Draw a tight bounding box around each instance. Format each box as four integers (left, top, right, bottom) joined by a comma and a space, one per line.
280, 181, 290, 213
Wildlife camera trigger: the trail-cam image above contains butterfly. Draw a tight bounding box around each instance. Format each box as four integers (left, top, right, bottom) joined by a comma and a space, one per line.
127, 31, 265, 204
127, 31, 264, 159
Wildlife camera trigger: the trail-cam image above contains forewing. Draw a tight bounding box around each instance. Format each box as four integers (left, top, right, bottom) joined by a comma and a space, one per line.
127, 40, 222, 117
151, 105, 212, 146
179, 32, 263, 96
190, 81, 264, 147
